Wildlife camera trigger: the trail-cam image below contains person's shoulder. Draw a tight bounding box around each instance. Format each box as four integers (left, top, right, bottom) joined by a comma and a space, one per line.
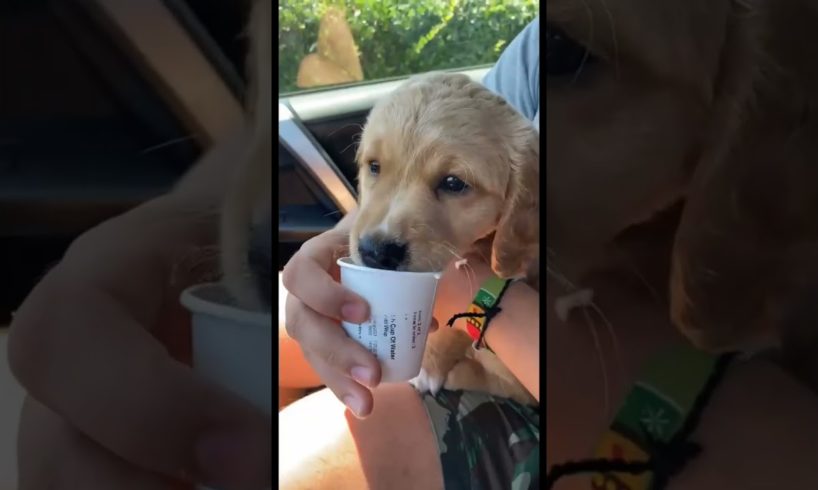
482, 17, 540, 121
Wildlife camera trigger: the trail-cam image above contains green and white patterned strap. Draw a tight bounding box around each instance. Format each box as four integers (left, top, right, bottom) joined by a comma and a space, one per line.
464, 276, 513, 351
591, 345, 721, 490
446, 275, 513, 352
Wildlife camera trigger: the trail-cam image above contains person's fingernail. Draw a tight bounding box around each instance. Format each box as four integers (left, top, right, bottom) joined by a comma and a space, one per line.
342, 395, 365, 417
196, 429, 269, 486
350, 366, 375, 387
342, 301, 368, 323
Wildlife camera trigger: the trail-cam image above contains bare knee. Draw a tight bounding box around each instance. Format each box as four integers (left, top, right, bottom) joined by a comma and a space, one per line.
278, 385, 443, 490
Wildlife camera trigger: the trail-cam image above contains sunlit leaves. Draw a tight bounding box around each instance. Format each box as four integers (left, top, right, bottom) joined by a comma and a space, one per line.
278, 0, 538, 94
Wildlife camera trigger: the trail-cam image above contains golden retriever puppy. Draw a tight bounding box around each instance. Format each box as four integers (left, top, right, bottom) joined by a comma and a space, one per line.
545, 0, 761, 288
221, 0, 273, 310
350, 72, 539, 404
669, 0, 818, 386
547, 0, 818, 386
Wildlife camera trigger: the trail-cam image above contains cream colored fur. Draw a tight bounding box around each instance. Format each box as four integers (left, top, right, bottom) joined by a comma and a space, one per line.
220, 0, 272, 308
548, 0, 818, 388
351, 72, 539, 405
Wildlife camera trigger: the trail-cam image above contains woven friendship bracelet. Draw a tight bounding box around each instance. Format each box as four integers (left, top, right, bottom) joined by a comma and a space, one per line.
547, 346, 736, 490
446, 276, 513, 352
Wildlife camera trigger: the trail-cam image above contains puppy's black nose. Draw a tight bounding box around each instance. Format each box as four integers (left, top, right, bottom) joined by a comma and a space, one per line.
358, 235, 408, 270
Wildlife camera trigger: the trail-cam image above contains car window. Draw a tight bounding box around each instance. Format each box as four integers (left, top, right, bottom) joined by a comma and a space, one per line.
278, 1, 539, 95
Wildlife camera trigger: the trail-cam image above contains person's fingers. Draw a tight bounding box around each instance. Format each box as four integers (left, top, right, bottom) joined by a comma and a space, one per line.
285, 294, 381, 387
17, 396, 177, 490
281, 239, 369, 323
8, 277, 271, 488
304, 353, 375, 418
282, 257, 369, 322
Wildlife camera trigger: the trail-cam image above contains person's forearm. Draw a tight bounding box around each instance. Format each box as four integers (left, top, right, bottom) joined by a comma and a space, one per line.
545, 272, 818, 488
483, 279, 540, 401
435, 255, 540, 400
672, 359, 818, 489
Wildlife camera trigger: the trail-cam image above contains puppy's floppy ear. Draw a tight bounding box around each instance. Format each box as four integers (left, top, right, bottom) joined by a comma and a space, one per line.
220, 0, 272, 308
670, 0, 818, 346
491, 125, 540, 279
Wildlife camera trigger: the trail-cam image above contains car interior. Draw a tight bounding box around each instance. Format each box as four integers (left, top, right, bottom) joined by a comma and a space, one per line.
0, 1, 495, 485
0, 1, 246, 485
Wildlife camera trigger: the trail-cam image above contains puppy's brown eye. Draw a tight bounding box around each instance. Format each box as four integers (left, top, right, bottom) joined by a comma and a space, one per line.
546, 23, 595, 77
368, 161, 380, 176
437, 175, 469, 194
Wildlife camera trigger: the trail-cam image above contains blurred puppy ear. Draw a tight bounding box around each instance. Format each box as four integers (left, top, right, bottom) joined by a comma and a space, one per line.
491, 125, 540, 279
669, 0, 818, 347
220, 0, 272, 307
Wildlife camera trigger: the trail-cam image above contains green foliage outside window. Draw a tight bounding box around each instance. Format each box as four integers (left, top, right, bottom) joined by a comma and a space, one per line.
278, 0, 539, 94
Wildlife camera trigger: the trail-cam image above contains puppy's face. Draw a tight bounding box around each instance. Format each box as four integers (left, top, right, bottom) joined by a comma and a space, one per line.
220, 0, 272, 309
545, 0, 740, 280
351, 73, 539, 275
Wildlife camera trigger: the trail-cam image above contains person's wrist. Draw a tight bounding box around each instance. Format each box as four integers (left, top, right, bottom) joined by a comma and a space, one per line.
482, 278, 533, 348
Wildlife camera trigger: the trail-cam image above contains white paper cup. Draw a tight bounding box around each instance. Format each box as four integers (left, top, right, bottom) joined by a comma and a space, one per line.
180, 283, 272, 490
337, 257, 440, 382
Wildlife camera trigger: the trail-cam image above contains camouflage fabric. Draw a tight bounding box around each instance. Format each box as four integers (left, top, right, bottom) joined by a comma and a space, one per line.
417, 388, 540, 490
